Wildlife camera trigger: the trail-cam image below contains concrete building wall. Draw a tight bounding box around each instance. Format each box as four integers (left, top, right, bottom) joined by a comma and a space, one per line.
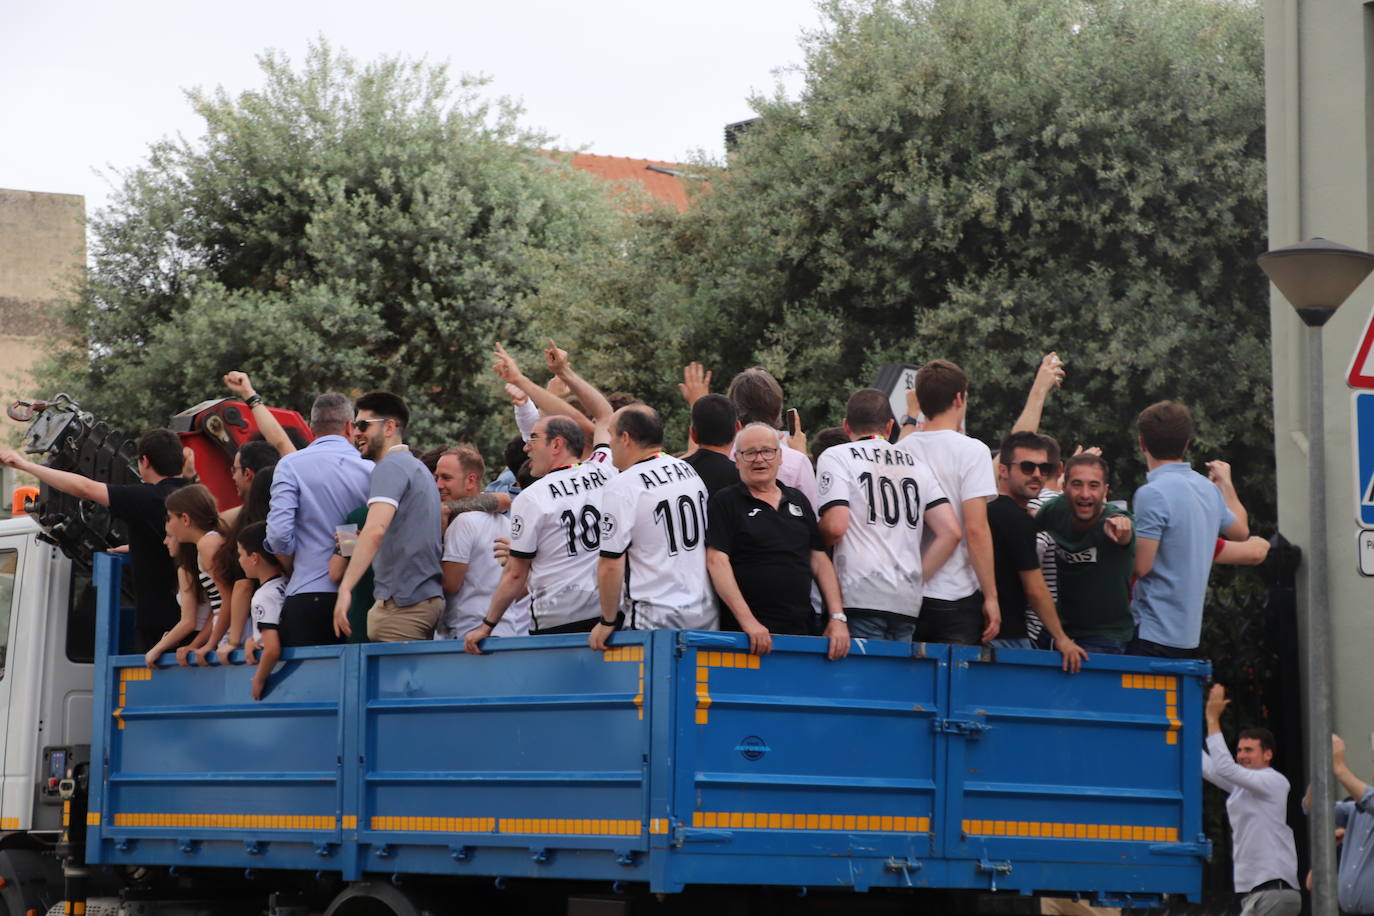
0, 189, 85, 444
1264, 1, 1374, 747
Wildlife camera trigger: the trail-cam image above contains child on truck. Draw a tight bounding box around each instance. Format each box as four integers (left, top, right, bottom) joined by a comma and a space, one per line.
236, 521, 286, 700
143, 530, 212, 667
162, 485, 232, 666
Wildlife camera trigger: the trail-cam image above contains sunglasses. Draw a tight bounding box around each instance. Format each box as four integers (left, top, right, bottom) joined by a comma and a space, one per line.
353, 417, 393, 432
1009, 460, 1056, 476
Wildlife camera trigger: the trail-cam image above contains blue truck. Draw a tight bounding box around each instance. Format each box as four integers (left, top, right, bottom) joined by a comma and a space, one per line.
53, 549, 1208, 915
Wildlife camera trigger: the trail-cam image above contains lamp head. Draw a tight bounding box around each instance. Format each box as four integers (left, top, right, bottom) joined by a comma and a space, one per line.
1259, 238, 1374, 327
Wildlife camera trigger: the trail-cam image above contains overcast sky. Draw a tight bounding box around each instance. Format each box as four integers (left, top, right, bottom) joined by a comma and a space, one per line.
2, 0, 823, 216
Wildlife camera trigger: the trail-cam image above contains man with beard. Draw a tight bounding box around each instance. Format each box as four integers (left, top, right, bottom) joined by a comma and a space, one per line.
1034, 453, 1135, 654
332, 392, 443, 642
988, 431, 1087, 671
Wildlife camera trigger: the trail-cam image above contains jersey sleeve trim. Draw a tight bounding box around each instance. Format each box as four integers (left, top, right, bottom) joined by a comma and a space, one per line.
366, 496, 399, 508
818, 498, 849, 514
509, 549, 537, 560
599, 548, 627, 559
926, 497, 950, 511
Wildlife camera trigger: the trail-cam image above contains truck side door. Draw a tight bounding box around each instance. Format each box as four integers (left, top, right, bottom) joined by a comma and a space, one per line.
0, 536, 24, 831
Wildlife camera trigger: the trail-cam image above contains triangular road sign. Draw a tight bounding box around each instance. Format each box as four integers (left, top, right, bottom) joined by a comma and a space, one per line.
1348, 304, 1374, 389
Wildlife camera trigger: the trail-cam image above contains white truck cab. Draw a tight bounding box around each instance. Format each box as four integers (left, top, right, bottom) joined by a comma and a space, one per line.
0, 512, 94, 838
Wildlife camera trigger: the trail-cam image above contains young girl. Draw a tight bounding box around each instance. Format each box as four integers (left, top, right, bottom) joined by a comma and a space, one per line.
161, 485, 232, 666
215, 465, 276, 659
143, 529, 212, 667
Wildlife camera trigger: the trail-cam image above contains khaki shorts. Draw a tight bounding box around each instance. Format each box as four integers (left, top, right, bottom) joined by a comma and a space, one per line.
367, 596, 443, 642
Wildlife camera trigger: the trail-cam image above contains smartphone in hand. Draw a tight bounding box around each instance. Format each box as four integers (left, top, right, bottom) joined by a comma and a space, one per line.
785, 408, 800, 437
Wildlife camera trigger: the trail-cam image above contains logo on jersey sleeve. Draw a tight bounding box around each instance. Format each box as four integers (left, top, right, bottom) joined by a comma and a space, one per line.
818, 470, 833, 495
511, 515, 525, 539
601, 512, 617, 538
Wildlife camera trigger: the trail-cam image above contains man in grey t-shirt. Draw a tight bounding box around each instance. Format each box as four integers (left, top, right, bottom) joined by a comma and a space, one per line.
333, 391, 444, 642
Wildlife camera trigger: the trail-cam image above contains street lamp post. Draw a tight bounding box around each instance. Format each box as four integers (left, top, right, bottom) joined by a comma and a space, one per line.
1258, 237, 1374, 916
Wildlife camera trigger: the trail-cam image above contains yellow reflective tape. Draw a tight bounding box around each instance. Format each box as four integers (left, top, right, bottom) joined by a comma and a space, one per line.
691, 812, 928, 832
120, 668, 152, 682
0, 818, 19, 830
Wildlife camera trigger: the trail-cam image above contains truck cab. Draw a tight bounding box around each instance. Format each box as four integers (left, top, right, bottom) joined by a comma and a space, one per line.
0, 512, 93, 839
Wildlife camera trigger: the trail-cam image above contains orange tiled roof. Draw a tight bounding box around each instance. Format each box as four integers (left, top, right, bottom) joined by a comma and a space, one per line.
564, 152, 702, 212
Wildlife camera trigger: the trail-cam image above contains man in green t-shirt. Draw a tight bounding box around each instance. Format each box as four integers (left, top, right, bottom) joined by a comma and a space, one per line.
1035, 453, 1135, 654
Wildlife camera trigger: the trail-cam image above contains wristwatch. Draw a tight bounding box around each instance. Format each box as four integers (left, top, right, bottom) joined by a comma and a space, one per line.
830, 613, 848, 623
901, 416, 919, 427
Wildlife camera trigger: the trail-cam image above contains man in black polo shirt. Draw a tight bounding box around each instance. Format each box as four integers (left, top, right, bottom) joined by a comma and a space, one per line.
705, 423, 849, 660
1, 429, 188, 651
684, 394, 741, 495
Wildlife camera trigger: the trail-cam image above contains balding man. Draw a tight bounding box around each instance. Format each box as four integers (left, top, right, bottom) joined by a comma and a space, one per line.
591, 405, 717, 650
465, 415, 616, 650
707, 423, 849, 658
265, 393, 372, 646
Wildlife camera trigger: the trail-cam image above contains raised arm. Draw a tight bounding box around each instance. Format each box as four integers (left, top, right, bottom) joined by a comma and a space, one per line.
1011, 352, 1064, 434
0, 450, 108, 505
547, 340, 613, 426
224, 371, 297, 457
493, 343, 595, 442
1207, 460, 1250, 541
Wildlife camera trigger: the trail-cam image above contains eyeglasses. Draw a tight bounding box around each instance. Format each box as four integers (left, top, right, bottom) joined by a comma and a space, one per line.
1009, 460, 1056, 477
230, 464, 244, 475
739, 447, 780, 462
526, 434, 547, 442
353, 417, 393, 432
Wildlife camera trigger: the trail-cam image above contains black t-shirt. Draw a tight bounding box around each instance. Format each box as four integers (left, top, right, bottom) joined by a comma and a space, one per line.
107, 477, 188, 636
987, 494, 1040, 640
684, 449, 740, 496
705, 482, 822, 635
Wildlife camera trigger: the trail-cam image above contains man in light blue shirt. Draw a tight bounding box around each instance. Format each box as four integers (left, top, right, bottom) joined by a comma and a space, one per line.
1306, 733, 1374, 915
265, 392, 373, 647
1130, 400, 1248, 656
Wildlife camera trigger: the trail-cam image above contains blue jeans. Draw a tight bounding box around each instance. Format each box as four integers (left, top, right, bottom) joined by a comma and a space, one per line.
1075, 636, 1128, 655
846, 610, 917, 643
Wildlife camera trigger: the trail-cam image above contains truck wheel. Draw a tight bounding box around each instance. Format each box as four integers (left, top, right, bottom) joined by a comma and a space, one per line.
0, 849, 61, 916
323, 882, 430, 916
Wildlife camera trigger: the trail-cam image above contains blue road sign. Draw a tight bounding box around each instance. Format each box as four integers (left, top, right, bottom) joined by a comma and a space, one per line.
1354, 392, 1374, 528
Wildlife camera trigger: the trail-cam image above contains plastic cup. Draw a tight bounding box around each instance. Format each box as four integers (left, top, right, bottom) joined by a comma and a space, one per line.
336, 523, 359, 558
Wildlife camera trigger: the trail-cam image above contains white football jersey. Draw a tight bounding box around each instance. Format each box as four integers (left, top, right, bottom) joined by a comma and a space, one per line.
508, 447, 618, 630
816, 437, 949, 617
598, 453, 717, 631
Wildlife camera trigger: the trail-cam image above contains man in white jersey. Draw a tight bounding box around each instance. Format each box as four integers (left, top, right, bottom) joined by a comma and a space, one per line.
435, 446, 530, 640
817, 388, 962, 642
463, 416, 616, 651
895, 360, 1000, 644
591, 405, 717, 650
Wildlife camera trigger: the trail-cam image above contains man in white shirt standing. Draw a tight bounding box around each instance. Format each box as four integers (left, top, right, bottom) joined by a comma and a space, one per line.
1203, 684, 1301, 916
435, 446, 530, 640
896, 360, 1000, 644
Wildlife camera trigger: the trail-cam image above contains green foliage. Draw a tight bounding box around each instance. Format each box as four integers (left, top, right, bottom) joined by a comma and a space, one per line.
40, 41, 624, 454
545, 0, 1272, 511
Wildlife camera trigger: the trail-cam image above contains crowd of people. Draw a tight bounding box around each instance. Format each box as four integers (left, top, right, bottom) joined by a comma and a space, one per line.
0, 343, 1264, 694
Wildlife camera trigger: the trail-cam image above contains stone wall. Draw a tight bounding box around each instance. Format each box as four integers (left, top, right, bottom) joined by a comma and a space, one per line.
0, 189, 85, 444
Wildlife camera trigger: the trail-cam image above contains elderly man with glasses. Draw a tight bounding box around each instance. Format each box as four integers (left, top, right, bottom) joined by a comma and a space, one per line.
705, 422, 849, 660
